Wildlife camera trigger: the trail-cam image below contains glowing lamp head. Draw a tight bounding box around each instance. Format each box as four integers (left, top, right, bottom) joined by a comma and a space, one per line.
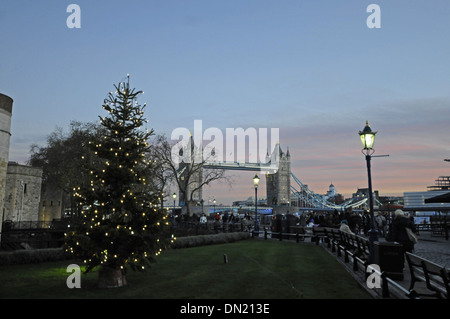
172, 193, 177, 200
253, 174, 260, 188
359, 121, 376, 150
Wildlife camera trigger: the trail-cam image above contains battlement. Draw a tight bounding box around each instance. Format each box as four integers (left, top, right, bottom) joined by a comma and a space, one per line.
0, 94, 13, 114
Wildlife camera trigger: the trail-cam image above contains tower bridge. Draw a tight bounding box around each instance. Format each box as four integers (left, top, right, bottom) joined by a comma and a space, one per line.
176, 141, 369, 214
203, 161, 277, 172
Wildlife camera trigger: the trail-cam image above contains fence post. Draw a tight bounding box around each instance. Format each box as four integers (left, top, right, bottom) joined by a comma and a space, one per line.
381, 272, 390, 298
353, 255, 359, 271
364, 261, 370, 281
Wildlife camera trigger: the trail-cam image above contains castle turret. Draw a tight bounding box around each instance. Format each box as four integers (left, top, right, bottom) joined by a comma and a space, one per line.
0, 94, 13, 241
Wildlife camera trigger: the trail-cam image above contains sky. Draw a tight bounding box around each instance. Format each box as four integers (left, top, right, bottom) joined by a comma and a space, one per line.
1, 1, 450, 206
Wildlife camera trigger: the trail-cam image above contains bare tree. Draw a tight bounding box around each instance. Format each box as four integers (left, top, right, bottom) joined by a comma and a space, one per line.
146, 136, 175, 211
150, 134, 230, 216
28, 121, 104, 218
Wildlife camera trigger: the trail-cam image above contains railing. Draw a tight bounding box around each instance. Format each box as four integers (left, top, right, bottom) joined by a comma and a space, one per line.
171, 220, 253, 237
2, 221, 53, 230
2, 220, 70, 231
1, 219, 70, 250
0, 228, 65, 250
251, 227, 309, 242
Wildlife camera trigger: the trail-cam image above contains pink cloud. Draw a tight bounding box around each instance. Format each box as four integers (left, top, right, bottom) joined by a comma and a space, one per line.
190, 97, 450, 205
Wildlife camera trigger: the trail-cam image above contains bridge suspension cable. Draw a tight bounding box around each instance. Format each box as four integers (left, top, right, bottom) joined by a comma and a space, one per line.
290, 172, 369, 210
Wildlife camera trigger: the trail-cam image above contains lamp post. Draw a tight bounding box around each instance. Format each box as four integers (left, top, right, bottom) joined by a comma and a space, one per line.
359, 121, 378, 264
172, 193, 177, 225
253, 174, 260, 234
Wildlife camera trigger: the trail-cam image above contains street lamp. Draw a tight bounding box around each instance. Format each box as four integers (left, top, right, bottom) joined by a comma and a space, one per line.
172, 193, 177, 225
359, 121, 378, 263
253, 174, 260, 234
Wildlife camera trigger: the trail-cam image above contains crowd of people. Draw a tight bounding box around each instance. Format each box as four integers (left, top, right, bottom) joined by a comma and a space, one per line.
300, 210, 388, 236
171, 211, 253, 225
172, 208, 419, 253
302, 209, 418, 253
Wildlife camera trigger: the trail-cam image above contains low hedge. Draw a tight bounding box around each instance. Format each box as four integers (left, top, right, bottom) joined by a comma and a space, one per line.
0, 248, 70, 266
171, 232, 251, 249
0, 232, 252, 265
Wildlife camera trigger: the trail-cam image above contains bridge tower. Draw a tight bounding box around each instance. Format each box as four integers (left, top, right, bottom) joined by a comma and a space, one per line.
177, 135, 203, 209
266, 144, 291, 208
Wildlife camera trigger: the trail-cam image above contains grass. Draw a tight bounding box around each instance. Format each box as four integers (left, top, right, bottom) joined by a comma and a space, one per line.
0, 239, 372, 299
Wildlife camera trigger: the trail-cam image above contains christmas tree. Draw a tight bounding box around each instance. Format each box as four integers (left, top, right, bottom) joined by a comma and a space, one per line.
65, 76, 174, 288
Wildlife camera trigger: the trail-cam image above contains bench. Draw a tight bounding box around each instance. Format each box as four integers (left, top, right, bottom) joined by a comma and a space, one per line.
312, 227, 328, 245
322, 229, 370, 259
289, 226, 308, 242
325, 228, 341, 249
405, 252, 450, 299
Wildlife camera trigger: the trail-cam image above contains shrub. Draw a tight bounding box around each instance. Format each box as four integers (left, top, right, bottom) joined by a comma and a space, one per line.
172, 232, 251, 249
0, 248, 70, 266
0, 232, 251, 265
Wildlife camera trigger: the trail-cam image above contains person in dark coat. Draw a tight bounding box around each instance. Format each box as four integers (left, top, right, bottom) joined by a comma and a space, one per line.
391, 209, 417, 253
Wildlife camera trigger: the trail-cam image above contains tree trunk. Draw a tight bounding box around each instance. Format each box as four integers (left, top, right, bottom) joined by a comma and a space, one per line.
98, 266, 127, 288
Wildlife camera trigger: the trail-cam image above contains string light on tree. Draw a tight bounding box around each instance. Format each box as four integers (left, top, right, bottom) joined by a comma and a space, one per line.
64, 75, 174, 288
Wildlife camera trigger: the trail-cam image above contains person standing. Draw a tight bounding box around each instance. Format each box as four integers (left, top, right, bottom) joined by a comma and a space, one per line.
339, 219, 354, 234
374, 212, 387, 237
391, 209, 417, 253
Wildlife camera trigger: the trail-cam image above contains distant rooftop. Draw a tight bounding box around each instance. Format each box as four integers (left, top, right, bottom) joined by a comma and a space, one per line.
427, 176, 450, 191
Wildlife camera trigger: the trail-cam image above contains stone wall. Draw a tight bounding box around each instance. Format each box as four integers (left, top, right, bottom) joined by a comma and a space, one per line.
3, 162, 43, 222
39, 183, 65, 222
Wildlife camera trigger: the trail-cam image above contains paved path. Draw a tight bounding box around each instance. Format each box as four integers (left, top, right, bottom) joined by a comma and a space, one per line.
365, 231, 448, 298
412, 232, 450, 267
390, 231, 450, 298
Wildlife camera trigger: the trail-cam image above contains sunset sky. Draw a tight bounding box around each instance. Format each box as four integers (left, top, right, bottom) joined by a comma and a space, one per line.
1, 1, 450, 205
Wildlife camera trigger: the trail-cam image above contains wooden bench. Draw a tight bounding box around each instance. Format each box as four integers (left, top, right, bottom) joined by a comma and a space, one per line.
312, 227, 328, 245
355, 234, 370, 258
310, 228, 371, 264
289, 226, 308, 242
331, 230, 370, 259
405, 252, 450, 299
325, 228, 340, 249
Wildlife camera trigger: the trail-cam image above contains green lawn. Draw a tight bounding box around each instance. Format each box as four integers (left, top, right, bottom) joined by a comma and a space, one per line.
0, 239, 371, 299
